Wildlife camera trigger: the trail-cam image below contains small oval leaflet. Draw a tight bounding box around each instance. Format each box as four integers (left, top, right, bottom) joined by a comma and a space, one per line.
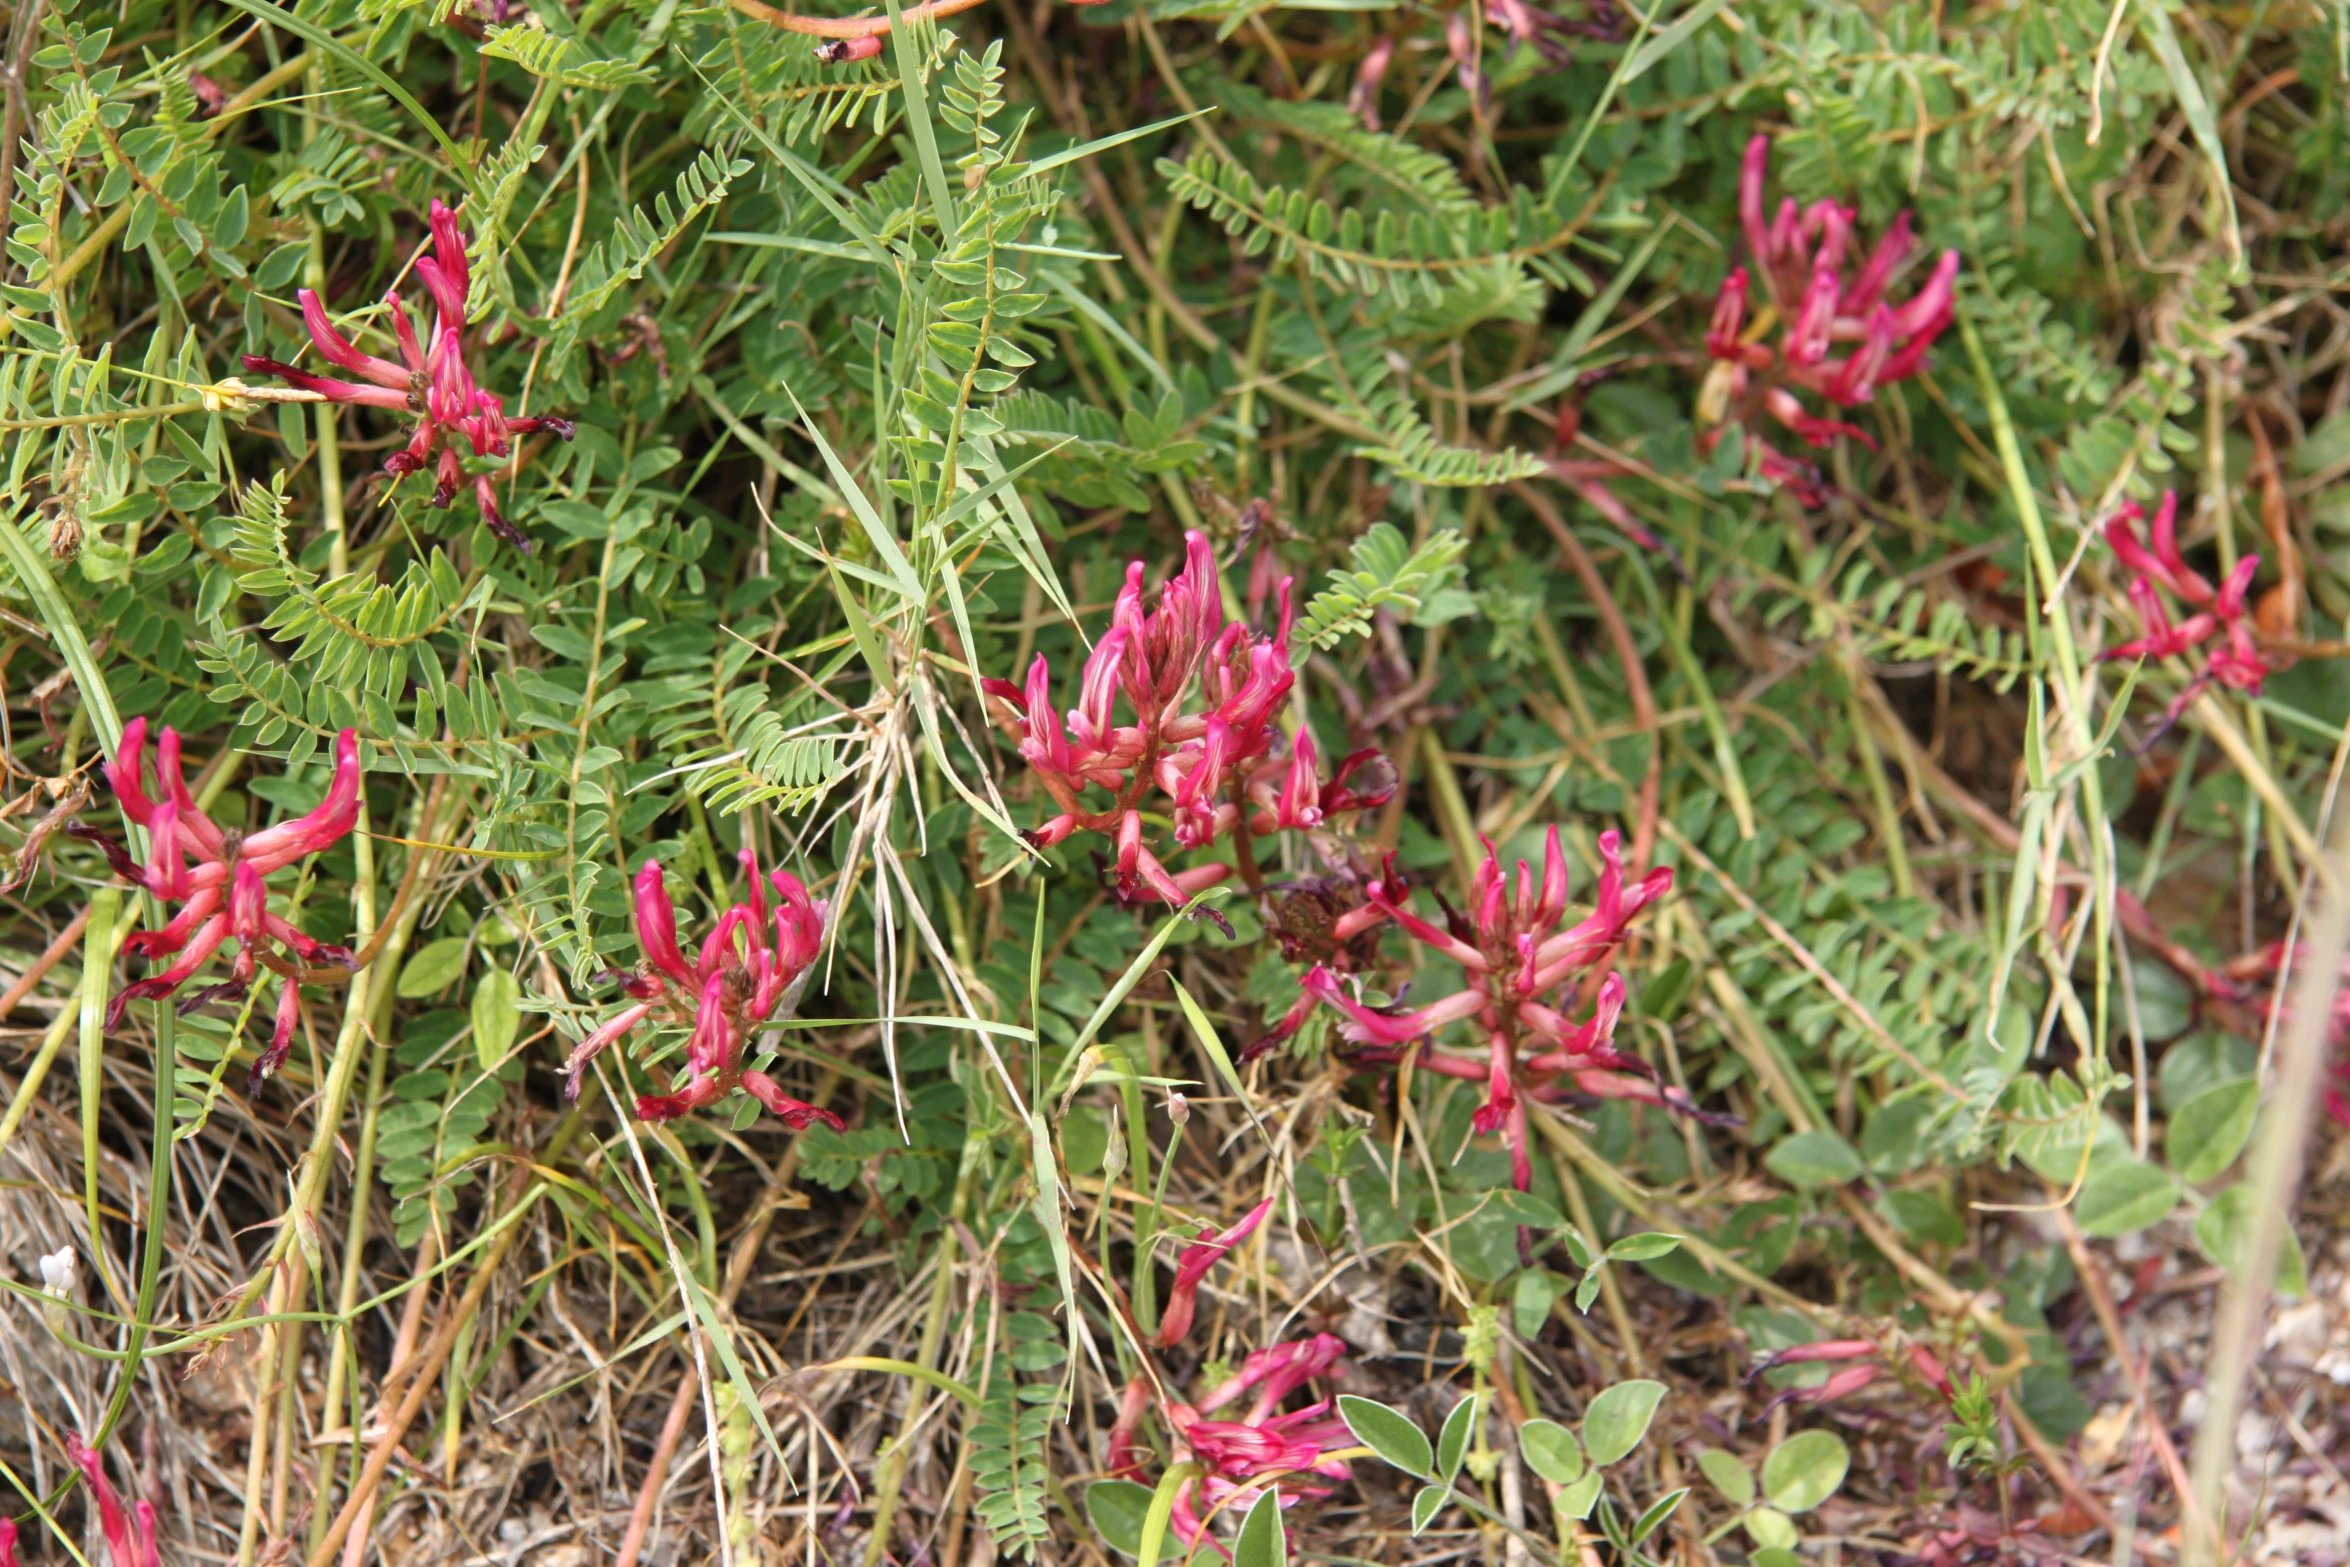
1604, 1232, 1682, 1262
472, 967, 521, 1070
1582, 1379, 1666, 1466
1085, 1480, 1177, 1562
1339, 1394, 1433, 1477
2074, 1157, 2179, 1238
1518, 1419, 1585, 1485
1631, 1487, 1689, 1545
1410, 1484, 1449, 1535
1763, 1429, 1850, 1512
397, 935, 469, 998
1436, 1393, 1479, 1481
1235, 1486, 1287, 1567
1694, 1446, 1755, 1507
2166, 1077, 2258, 1184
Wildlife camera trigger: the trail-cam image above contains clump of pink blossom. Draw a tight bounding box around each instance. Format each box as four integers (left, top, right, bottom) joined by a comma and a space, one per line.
1699, 134, 1961, 504
563, 850, 844, 1130
1106, 1198, 1356, 1556
982, 532, 1393, 923
1263, 827, 1724, 1193
242, 199, 574, 552
71, 718, 362, 1092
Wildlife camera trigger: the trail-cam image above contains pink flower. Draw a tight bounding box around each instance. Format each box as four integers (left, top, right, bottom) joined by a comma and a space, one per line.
1155, 1197, 1274, 1348
1197, 1332, 1350, 1423
1104, 1206, 1352, 1558
1271, 827, 1718, 1192
1699, 134, 1961, 506
2099, 491, 2283, 734
814, 35, 883, 63
563, 852, 842, 1131
65, 1433, 161, 1567
71, 720, 361, 1092
1348, 36, 1394, 129
1748, 1338, 1957, 1411
242, 199, 574, 552
983, 534, 1393, 921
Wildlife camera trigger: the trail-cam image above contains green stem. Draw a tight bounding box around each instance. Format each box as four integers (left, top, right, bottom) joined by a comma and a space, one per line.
77, 889, 122, 1307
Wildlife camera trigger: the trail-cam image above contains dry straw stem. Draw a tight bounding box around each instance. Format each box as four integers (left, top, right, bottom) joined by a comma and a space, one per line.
2183, 794, 2350, 1561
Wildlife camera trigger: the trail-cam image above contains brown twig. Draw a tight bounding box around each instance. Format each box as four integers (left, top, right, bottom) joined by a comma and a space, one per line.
2049, 1201, 2204, 1529
0, 903, 89, 1020
304, 1115, 582, 1567
614, 1098, 828, 1567
1511, 481, 1659, 870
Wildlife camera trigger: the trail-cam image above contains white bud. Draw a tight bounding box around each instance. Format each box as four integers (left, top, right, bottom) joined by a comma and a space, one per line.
1164, 1089, 1190, 1126
37, 1248, 74, 1297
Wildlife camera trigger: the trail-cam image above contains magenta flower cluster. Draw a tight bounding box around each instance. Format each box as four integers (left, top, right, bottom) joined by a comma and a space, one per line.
2099, 489, 2277, 729
982, 532, 1392, 916
1700, 134, 1960, 504
1266, 827, 1702, 1192
242, 199, 574, 552
1107, 1198, 1356, 1555
563, 851, 844, 1130
10, 1433, 166, 1567
72, 719, 362, 1091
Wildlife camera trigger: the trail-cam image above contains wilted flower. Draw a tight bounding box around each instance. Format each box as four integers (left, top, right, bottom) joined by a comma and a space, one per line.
241, 199, 575, 552
71, 719, 362, 1092
1697, 134, 1961, 505
563, 851, 844, 1130
1747, 1338, 1956, 1413
1443, 13, 1490, 121
813, 35, 883, 63
1347, 36, 1394, 129
981, 532, 1393, 920
2098, 489, 2280, 735
1155, 1197, 1273, 1347
1107, 1199, 1353, 1556
1267, 828, 1718, 1192
2216, 939, 2350, 1129
65, 1433, 162, 1567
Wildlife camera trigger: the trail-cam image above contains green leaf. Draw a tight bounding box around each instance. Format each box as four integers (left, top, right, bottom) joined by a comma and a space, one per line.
2166, 1078, 2258, 1183
398, 937, 470, 999
1605, 1232, 1681, 1262
1762, 1429, 1849, 1513
1558, 1224, 1599, 1270
1765, 1129, 1864, 1189
2196, 1182, 2310, 1297
1557, 1472, 1602, 1520
1338, 1395, 1433, 1477
1630, 1488, 1689, 1545
2073, 1157, 2179, 1238
1751, 1550, 1804, 1567
1436, 1393, 1478, 1482
1747, 1511, 1800, 1549
1512, 1268, 1569, 1339
1234, 1486, 1287, 1567
1518, 1419, 1584, 1486
1581, 1380, 1665, 1466
1879, 1189, 1966, 1248
1490, 1190, 1563, 1229
1409, 1484, 1449, 1535
1694, 1446, 1755, 1507
471, 969, 521, 1070
1086, 1481, 1177, 1561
